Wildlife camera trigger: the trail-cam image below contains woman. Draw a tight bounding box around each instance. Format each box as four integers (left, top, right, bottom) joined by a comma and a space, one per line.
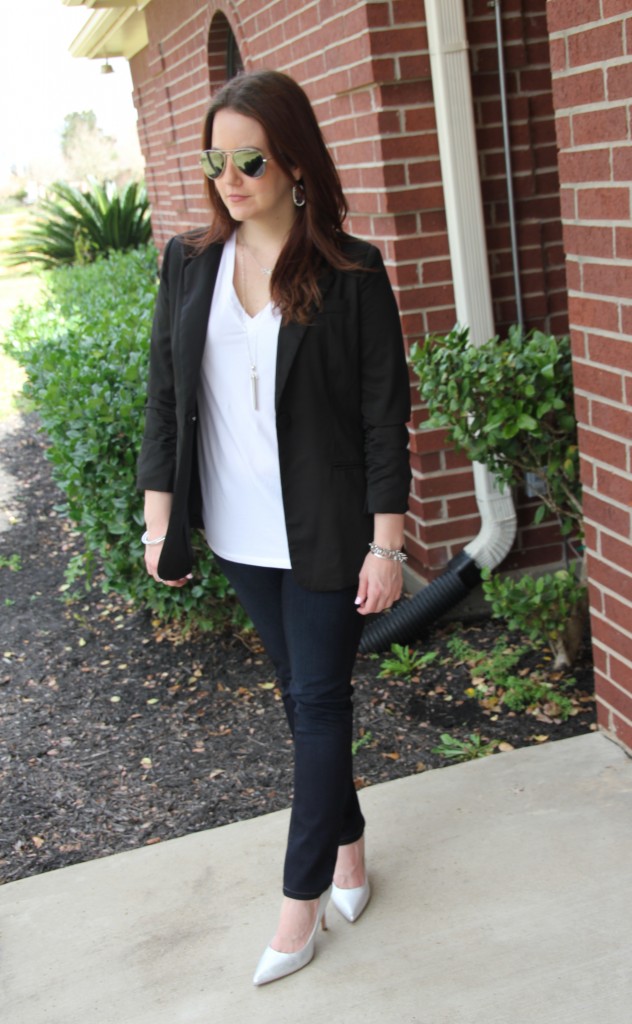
137, 70, 411, 986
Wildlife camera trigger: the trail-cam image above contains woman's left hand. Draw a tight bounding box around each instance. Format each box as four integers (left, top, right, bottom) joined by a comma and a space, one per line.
355, 552, 403, 615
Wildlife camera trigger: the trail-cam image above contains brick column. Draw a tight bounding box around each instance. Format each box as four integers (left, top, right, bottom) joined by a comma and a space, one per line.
547, 0, 632, 752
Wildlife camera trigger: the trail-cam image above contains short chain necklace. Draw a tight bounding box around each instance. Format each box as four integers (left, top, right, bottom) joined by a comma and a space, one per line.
240, 240, 273, 277
237, 243, 259, 411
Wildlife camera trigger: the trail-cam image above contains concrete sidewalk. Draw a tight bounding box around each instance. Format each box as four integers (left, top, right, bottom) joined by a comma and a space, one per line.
1, 732, 631, 1024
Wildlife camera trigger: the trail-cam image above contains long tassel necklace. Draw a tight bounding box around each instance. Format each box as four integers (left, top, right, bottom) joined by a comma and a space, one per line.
238, 243, 259, 411
237, 235, 279, 411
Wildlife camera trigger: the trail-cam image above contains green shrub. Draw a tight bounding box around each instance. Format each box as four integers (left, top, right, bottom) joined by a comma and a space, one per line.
4, 180, 152, 269
409, 325, 581, 536
410, 325, 587, 666
481, 566, 587, 669
4, 246, 238, 634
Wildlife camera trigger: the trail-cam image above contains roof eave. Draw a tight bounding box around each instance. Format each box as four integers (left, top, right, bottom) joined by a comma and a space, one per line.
64, 1, 151, 60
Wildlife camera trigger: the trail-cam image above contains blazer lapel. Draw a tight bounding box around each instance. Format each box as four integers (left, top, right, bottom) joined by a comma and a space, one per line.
275, 320, 309, 409
275, 265, 335, 409
180, 243, 224, 392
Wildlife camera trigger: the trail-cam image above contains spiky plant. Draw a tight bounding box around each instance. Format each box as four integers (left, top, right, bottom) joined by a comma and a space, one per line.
4, 180, 152, 269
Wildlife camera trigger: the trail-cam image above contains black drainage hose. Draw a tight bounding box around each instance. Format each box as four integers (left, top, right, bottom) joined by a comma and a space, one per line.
359, 550, 482, 654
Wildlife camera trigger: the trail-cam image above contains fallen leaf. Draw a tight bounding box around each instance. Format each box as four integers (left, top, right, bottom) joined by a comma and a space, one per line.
498, 742, 514, 752
32, 836, 45, 848
140, 757, 152, 768
382, 752, 400, 760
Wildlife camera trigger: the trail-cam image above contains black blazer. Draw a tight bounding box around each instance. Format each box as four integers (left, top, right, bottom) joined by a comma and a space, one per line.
136, 234, 411, 590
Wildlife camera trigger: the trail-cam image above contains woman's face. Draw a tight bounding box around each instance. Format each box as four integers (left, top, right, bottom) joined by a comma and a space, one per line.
210, 108, 299, 229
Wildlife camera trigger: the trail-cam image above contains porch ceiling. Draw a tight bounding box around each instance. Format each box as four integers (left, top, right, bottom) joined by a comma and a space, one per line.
62, 0, 152, 60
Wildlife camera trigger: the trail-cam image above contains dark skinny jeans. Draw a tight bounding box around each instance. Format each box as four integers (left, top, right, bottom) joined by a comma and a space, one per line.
213, 554, 366, 900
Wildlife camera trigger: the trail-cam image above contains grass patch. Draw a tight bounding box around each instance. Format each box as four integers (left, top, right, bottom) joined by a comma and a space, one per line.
0, 351, 26, 420
0, 211, 43, 322
0, 209, 40, 419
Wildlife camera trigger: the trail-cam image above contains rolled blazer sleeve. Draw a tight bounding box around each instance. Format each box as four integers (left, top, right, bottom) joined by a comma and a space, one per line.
136, 238, 179, 493
357, 244, 411, 513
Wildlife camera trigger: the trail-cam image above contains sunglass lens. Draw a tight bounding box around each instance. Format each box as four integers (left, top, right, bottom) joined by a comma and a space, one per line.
235, 150, 266, 178
200, 151, 226, 179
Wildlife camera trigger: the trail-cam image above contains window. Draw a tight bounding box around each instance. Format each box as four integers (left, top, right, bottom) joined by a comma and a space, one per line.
208, 13, 243, 92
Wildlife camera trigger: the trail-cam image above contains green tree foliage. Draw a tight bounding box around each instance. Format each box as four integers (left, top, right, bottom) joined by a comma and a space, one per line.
61, 111, 99, 157
61, 110, 118, 182
4, 179, 152, 269
4, 248, 239, 634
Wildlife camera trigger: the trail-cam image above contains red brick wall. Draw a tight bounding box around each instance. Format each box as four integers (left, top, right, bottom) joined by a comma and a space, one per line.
129, 0, 567, 582
548, 0, 632, 752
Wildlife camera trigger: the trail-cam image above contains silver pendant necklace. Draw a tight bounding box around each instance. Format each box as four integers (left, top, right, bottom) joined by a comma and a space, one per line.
243, 242, 273, 277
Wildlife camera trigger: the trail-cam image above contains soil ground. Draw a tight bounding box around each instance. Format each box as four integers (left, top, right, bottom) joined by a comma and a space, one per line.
0, 414, 596, 886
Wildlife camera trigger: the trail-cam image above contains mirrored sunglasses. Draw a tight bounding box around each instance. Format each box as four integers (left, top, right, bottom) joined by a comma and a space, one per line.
199, 148, 268, 180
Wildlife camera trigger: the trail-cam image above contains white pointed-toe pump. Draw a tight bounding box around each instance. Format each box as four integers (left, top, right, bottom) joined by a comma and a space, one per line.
331, 877, 371, 923
253, 887, 332, 986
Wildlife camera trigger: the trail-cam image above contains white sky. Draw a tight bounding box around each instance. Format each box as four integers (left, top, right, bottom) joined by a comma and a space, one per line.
0, 0, 141, 184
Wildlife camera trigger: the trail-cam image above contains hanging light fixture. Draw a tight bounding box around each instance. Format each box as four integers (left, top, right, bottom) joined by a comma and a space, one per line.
101, 60, 114, 75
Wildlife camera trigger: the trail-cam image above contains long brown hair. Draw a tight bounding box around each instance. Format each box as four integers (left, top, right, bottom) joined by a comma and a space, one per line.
196, 70, 356, 324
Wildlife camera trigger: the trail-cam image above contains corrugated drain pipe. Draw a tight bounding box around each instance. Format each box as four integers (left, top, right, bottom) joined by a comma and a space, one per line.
360, 0, 517, 653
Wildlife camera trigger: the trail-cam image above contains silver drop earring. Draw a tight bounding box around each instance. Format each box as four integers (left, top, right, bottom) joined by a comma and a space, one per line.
292, 181, 306, 207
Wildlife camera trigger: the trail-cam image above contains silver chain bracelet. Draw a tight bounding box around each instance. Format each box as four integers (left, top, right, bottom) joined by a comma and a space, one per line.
368, 541, 408, 563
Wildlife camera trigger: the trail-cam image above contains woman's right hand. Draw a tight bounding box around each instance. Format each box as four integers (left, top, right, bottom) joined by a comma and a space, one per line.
144, 541, 192, 588
143, 490, 192, 588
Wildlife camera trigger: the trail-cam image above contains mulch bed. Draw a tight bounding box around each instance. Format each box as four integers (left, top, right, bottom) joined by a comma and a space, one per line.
0, 414, 596, 886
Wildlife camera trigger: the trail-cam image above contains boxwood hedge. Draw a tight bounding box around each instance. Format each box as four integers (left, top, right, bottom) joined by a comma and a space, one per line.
4, 246, 240, 633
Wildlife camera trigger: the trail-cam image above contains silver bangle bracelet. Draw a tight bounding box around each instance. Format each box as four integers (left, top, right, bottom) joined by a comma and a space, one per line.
141, 530, 167, 546
368, 541, 408, 563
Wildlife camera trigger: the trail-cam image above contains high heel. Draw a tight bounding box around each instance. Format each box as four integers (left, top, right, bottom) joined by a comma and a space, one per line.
331, 877, 370, 923
252, 887, 331, 986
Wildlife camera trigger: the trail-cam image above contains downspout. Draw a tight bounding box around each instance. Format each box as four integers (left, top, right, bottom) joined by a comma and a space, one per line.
490, 0, 524, 330
360, 0, 517, 653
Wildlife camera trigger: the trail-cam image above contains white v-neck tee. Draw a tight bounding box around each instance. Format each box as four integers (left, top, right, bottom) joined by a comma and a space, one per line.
197, 233, 291, 568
